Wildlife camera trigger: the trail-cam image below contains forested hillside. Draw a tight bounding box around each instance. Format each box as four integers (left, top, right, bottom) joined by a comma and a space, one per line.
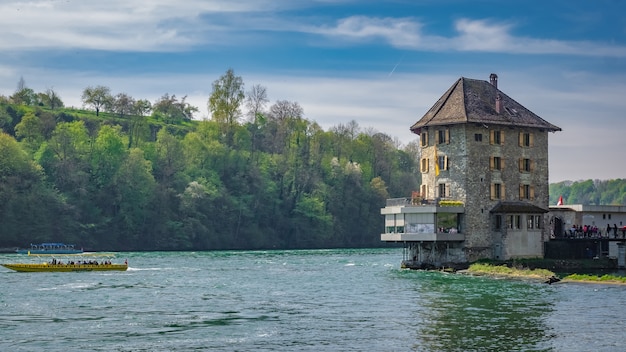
549, 179, 626, 206
0, 70, 421, 251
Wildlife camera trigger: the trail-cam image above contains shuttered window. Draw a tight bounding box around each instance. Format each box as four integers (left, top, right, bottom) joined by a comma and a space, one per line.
490, 156, 504, 171
518, 132, 534, 147
436, 128, 450, 144
519, 184, 535, 200
519, 158, 534, 172
490, 130, 504, 145
490, 183, 505, 200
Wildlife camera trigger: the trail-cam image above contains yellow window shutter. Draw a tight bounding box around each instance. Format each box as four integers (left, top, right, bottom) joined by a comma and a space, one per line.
501, 184, 506, 200
518, 132, 523, 147
519, 184, 524, 199
529, 133, 534, 147
530, 186, 535, 200
501, 158, 505, 170
530, 159, 535, 172
489, 130, 495, 144
501, 132, 505, 145
518, 158, 523, 172
490, 156, 494, 170
445, 183, 451, 197
445, 129, 450, 144
490, 184, 495, 200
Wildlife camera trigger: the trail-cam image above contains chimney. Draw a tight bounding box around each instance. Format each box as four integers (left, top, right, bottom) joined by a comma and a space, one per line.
489, 73, 498, 88
496, 93, 502, 114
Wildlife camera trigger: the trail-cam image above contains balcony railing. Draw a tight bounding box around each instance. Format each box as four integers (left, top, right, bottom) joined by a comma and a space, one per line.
385, 197, 462, 207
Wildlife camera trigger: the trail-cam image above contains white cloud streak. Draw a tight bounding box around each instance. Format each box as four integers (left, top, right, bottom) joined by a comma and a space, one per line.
316, 16, 626, 57
2, 1, 626, 57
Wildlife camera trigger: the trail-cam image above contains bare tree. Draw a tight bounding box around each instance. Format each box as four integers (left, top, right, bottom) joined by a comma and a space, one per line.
269, 100, 303, 121
245, 84, 269, 123
113, 93, 135, 118
16, 77, 26, 92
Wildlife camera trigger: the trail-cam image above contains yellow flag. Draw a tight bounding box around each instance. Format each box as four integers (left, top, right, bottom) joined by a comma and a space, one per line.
434, 145, 440, 176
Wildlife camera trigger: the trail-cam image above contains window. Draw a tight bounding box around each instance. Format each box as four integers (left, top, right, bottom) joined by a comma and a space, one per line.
420, 158, 429, 173
519, 184, 535, 200
519, 132, 533, 147
420, 131, 428, 147
491, 183, 505, 200
534, 215, 542, 229
490, 156, 504, 171
490, 130, 504, 145
420, 184, 428, 199
438, 183, 450, 198
436, 128, 450, 144
519, 158, 533, 173
525, 215, 542, 229
475, 133, 483, 142
437, 155, 449, 172
509, 215, 521, 230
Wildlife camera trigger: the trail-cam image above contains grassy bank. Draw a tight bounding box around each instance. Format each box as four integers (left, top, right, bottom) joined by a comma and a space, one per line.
561, 273, 626, 285
465, 263, 555, 280
464, 262, 626, 285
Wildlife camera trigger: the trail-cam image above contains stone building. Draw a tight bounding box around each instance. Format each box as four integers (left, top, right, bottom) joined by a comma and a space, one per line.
381, 74, 561, 268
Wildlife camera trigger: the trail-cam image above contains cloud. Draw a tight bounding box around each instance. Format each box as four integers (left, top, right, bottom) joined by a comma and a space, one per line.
315, 16, 626, 57
0, 0, 296, 51
313, 16, 424, 48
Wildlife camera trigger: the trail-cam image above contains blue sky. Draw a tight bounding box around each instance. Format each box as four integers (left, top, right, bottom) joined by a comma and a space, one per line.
1, 0, 625, 183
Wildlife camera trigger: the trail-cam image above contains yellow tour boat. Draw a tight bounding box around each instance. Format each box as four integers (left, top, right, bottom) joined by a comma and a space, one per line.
1, 253, 128, 272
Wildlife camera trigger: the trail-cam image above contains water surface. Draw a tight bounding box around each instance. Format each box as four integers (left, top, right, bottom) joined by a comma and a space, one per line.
1, 249, 624, 351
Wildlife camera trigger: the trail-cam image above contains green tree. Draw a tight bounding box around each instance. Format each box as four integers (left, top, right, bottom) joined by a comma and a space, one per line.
11, 88, 37, 106
81, 85, 112, 116
133, 99, 152, 116
14, 112, 43, 151
208, 68, 245, 144
112, 148, 156, 248
91, 125, 127, 188
37, 88, 64, 109
0, 133, 72, 245
152, 94, 198, 122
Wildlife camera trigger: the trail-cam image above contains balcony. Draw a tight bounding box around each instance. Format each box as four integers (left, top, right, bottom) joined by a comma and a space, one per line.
381, 231, 465, 242
381, 197, 465, 243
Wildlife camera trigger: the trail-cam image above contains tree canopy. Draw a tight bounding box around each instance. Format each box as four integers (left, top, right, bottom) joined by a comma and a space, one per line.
0, 69, 421, 251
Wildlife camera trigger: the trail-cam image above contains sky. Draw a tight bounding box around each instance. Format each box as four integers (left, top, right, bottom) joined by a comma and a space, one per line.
1, 0, 625, 183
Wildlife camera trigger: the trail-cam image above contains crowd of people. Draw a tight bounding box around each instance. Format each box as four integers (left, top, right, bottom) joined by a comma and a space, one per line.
49, 258, 115, 265
560, 224, 626, 239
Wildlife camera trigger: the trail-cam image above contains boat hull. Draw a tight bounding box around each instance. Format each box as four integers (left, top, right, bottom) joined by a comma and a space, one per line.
1, 263, 128, 272
15, 249, 83, 255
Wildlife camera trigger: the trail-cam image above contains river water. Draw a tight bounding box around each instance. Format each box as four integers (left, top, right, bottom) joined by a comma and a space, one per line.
0, 248, 624, 351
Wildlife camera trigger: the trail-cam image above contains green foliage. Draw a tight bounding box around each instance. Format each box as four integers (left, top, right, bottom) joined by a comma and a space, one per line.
550, 179, 626, 205
439, 200, 464, 207
468, 263, 555, 279
564, 273, 626, 283
0, 72, 422, 251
